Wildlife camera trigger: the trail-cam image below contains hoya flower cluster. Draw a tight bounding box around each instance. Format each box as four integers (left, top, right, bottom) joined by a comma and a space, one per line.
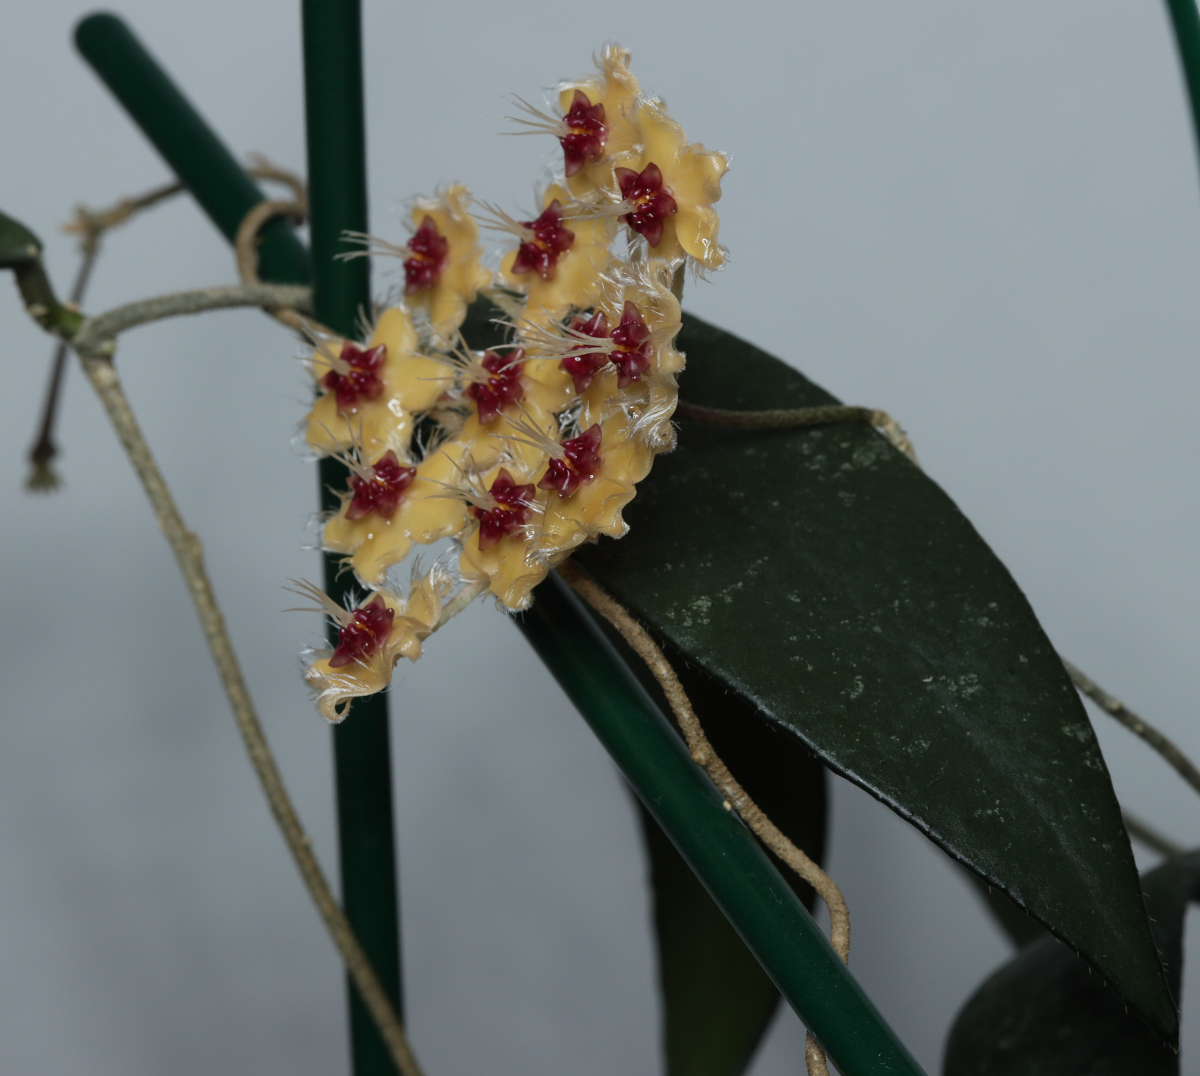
302, 46, 728, 721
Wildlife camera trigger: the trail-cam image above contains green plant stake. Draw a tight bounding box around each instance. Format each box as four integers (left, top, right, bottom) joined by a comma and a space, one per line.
74, 14, 309, 285
299, 3, 405, 1074
519, 575, 927, 1075
42, 9, 1191, 1074
76, 11, 403, 1075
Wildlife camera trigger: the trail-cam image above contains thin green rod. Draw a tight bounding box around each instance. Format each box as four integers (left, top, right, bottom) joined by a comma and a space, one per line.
74, 12, 924, 1072
300, 4, 405, 1076
517, 575, 927, 1076
1165, 0, 1200, 170
74, 14, 309, 286
75, 12, 404, 1075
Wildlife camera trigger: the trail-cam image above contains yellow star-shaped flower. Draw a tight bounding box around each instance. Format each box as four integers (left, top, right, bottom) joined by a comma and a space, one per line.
323, 440, 472, 588
559, 45, 643, 196
458, 463, 549, 610
304, 571, 451, 722
306, 307, 446, 458
611, 98, 729, 271
557, 258, 685, 451
535, 414, 654, 559
451, 349, 574, 472
498, 185, 614, 329
404, 185, 492, 345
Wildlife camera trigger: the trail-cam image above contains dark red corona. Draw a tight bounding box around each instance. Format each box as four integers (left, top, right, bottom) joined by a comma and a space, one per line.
403, 215, 449, 294
614, 162, 678, 247
323, 341, 387, 410
328, 596, 395, 668
560, 311, 611, 392
473, 469, 536, 550
345, 451, 417, 521
559, 90, 607, 178
539, 424, 603, 497
510, 201, 576, 280
465, 349, 525, 424
609, 302, 653, 387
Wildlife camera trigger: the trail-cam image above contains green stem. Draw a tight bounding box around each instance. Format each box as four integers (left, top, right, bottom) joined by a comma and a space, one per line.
517, 575, 927, 1076
300, 6, 405, 1076
75, 12, 403, 1074
73, 12, 928, 1073
74, 14, 309, 285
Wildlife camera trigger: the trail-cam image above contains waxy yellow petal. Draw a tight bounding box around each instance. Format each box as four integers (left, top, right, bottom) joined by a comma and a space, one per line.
306, 307, 446, 457
406, 185, 492, 344
501, 186, 614, 329
324, 443, 471, 588
560, 45, 642, 196
459, 529, 547, 611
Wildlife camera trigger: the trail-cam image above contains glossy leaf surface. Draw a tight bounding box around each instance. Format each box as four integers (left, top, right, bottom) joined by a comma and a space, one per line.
944, 851, 1200, 1075
561, 311, 1174, 1042
460, 301, 1171, 1039
957, 864, 1048, 950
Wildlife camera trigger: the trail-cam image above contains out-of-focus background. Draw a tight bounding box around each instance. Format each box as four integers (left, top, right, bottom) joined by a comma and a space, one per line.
2, 2, 1200, 1073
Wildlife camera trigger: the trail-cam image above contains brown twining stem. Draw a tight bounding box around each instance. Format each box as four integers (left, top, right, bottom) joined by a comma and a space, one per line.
1123, 811, 1184, 859
64, 320, 423, 1076
70, 285, 313, 350
556, 559, 847, 1076
236, 199, 307, 288
804, 1034, 832, 1076
27, 163, 301, 490
26, 243, 101, 490
1063, 659, 1200, 799
675, 399, 919, 465
61, 178, 186, 251
234, 192, 328, 339
245, 153, 308, 206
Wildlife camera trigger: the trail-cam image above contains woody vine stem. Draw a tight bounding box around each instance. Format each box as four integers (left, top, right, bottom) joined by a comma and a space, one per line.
556, 560, 848, 1076
69, 304, 424, 1076
25, 166, 309, 488
16, 178, 1200, 1076
18, 184, 869, 1075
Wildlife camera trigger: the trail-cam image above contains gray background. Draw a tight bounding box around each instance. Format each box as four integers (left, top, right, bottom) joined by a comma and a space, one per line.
3, 2, 1200, 1073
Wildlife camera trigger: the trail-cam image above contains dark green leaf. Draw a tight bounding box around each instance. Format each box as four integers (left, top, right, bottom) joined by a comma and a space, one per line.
944, 852, 1200, 1075
461, 301, 1173, 1042
956, 862, 1049, 949
0, 211, 43, 270
565, 311, 1174, 1043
